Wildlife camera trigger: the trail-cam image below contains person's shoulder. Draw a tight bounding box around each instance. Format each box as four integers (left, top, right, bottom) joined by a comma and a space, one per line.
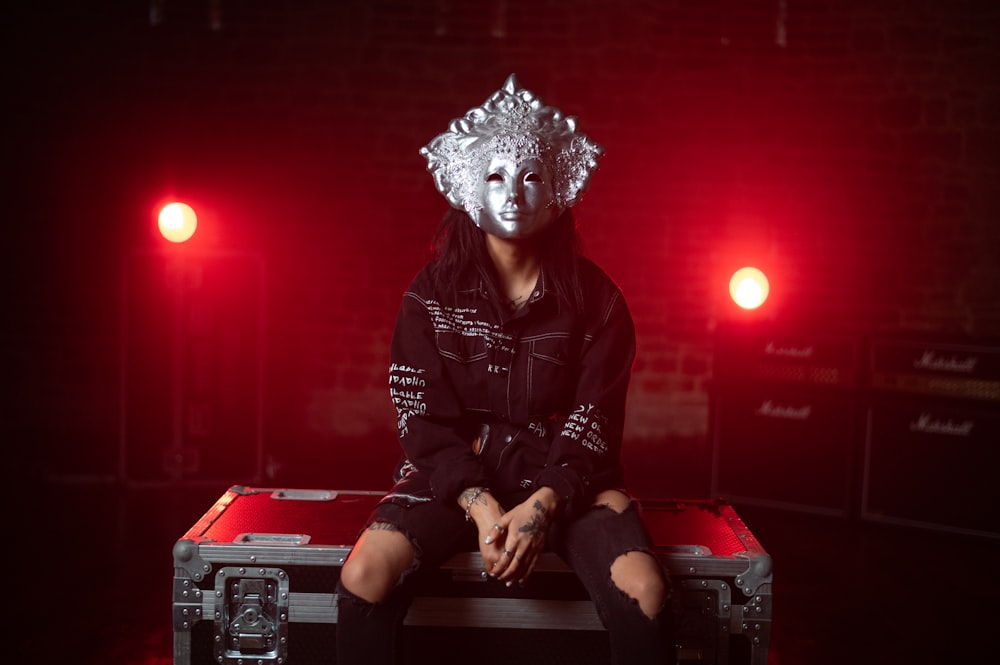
576, 255, 624, 294
404, 262, 436, 291
403, 260, 478, 302
575, 256, 634, 323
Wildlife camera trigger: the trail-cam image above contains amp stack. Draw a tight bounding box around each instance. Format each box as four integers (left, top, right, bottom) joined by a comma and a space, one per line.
709, 323, 863, 518
710, 323, 1000, 540
120, 249, 266, 488
861, 337, 1000, 539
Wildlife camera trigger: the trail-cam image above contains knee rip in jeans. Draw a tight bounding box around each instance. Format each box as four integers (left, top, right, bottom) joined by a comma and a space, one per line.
609, 550, 667, 620
591, 488, 633, 513
342, 520, 422, 601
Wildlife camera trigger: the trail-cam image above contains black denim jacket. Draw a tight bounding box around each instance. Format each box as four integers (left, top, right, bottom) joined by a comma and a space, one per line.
385, 256, 636, 518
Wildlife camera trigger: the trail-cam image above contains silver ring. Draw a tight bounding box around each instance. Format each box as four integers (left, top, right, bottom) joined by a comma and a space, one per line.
492, 524, 504, 532
503, 549, 513, 557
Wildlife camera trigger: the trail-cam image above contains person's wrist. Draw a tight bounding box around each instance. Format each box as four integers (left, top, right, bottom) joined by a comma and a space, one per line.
533, 486, 561, 513
462, 486, 489, 522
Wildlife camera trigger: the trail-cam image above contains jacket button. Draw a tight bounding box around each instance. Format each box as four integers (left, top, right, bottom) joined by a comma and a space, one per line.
505, 435, 513, 443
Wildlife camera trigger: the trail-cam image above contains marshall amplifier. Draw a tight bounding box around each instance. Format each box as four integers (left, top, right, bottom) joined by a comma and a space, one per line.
868, 338, 1000, 402
710, 325, 862, 516
711, 383, 857, 516
714, 324, 862, 389
862, 338, 1000, 538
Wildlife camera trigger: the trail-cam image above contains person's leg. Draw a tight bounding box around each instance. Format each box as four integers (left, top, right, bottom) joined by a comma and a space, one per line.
336, 522, 416, 665
336, 498, 473, 664
558, 489, 674, 665
340, 522, 417, 603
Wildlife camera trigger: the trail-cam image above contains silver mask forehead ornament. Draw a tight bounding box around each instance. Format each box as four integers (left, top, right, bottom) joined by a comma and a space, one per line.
420, 74, 605, 220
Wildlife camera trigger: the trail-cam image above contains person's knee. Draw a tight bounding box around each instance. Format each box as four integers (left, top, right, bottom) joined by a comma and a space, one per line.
609, 551, 667, 619
340, 555, 389, 603
340, 525, 415, 603
592, 488, 631, 512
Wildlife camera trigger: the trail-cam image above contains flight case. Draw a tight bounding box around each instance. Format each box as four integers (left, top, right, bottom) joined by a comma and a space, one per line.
173, 486, 772, 664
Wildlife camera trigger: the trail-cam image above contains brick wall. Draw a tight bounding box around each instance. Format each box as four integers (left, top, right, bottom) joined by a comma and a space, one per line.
10, 1, 999, 494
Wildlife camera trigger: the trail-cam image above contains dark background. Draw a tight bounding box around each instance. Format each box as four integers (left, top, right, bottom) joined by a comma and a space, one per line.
10, 0, 999, 494
6, 1, 999, 663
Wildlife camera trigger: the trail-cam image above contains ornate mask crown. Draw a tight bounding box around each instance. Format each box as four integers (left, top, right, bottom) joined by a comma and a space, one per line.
420, 74, 605, 219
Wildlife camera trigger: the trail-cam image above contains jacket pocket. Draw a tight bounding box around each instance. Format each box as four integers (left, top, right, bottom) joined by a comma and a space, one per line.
525, 334, 574, 414
436, 331, 488, 364
436, 331, 490, 408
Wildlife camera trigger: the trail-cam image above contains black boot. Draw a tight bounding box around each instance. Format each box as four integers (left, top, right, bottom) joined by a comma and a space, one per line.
335, 581, 410, 664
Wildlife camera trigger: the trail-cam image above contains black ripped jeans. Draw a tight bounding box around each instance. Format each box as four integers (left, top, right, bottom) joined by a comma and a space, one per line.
335, 496, 673, 664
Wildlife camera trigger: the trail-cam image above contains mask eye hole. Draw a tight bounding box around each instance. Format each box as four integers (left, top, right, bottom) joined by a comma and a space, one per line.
524, 172, 543, 183
486, 173, 504, 183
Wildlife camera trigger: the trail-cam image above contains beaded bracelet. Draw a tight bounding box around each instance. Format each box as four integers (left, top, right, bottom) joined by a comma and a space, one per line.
464, 487, 488, 522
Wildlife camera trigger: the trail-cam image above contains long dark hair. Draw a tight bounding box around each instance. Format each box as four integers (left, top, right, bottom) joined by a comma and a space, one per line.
428, 208, 586, 314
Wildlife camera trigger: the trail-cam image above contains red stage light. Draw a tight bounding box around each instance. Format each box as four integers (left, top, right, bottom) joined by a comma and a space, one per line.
158, 202, 198, 243
729, 266, 770, 310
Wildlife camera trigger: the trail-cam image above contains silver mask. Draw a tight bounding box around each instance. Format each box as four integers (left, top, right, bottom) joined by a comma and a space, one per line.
420, 74, 605, 238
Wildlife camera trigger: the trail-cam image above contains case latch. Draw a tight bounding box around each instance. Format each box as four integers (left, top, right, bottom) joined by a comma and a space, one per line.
214, 566, 289, 664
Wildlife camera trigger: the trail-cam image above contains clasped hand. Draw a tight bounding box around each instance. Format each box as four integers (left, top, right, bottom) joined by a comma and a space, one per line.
474, 488, 558, 587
